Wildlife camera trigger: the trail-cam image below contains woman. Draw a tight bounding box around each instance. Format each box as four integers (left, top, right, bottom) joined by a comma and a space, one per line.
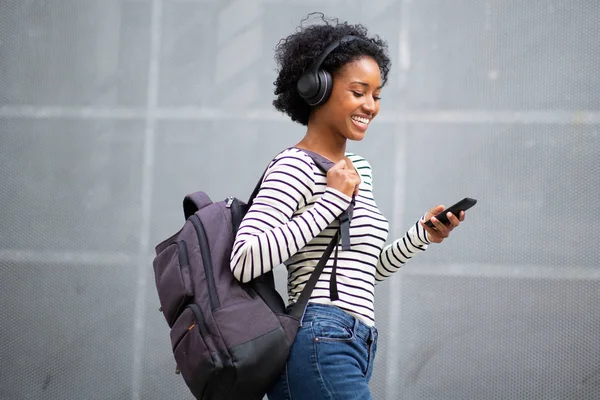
230, 14, 465, 400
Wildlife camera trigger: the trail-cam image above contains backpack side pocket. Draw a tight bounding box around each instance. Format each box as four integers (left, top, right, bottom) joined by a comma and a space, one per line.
153, 240, 194, 326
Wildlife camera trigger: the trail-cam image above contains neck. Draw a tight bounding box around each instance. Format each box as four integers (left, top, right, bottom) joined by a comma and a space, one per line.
296, 120, 347, 162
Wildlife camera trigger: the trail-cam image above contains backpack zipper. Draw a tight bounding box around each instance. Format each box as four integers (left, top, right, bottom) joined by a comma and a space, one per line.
188, 304, 210, 338
189, 215, 221, 310
188, 304, 231, 371
177, 240, 190, 267
188, 304, 220, 361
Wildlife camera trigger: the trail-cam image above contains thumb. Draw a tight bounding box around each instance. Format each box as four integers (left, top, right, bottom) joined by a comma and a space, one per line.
426, 205, 445, 219
333, 159, 347, 169
432, 205, 445, 213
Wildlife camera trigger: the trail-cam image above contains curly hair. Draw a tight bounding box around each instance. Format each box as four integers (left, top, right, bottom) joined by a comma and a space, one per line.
272, 13, 391, 126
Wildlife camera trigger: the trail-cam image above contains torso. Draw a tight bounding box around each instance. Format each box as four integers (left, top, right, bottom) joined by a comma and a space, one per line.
280, 148, 389, 326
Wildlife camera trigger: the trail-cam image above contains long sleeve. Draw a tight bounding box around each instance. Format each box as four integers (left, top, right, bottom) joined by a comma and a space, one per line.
375, 218, 430, 282
361, 157, 430, 282
230, 152, 352, 283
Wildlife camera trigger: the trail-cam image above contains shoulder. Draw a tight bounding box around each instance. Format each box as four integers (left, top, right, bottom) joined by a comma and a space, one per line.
346, 153, 373, 176
262, 147, 318, 192
268, 147, 318, 173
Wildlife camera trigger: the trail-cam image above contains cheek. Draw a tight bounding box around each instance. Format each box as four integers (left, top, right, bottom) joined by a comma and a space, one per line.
330, 89, 359, 111
328, 101, 351, 120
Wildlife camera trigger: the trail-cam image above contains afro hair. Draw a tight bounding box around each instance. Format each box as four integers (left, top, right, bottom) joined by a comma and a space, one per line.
272, 13, 391, 126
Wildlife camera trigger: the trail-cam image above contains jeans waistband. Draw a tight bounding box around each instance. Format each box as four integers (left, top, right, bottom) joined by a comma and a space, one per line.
301, 303, 378, 344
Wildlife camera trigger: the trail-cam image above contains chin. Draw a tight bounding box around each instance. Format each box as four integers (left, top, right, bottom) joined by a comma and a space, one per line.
349, 133, 366, 141
347, 128, 367, 141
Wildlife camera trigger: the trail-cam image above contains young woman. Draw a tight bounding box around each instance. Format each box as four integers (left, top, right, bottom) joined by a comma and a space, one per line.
230, 14, 466, 400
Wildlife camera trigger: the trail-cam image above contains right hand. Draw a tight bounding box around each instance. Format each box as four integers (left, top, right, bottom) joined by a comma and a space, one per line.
327, 160, 361, 197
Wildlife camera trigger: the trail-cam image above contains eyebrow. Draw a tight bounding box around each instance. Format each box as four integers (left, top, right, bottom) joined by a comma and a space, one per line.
350, 81, 383, 90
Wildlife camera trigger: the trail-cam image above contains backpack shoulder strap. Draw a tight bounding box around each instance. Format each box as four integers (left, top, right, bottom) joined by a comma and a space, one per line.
296, 148, 335, 173
290, 147, 356, 305
295, 147, 355, 250
245, 147, 298, 207
289, 229, 340, 320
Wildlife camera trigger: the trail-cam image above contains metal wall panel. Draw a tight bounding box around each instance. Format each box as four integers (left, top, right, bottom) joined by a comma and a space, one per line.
1, 1, 598, 399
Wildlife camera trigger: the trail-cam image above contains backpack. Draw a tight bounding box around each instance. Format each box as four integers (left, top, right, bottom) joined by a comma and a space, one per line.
152, 149, 354, 400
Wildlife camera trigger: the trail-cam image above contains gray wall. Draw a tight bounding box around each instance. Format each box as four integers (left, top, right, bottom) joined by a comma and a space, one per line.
1, 1, 599, 399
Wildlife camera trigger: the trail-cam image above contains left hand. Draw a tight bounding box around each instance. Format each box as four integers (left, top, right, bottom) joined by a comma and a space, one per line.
419, 205, 465, 244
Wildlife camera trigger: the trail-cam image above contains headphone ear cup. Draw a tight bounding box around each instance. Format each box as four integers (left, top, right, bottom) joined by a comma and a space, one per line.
297, 71, 319, 102
306, 69, 332, 106
297, 69, 333, 106
314, 69, 333, 106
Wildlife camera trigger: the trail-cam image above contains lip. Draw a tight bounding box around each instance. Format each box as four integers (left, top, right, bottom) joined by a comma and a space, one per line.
350, 116, 370, 132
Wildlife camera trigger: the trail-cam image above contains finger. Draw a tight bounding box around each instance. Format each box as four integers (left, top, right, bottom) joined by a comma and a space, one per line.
334, 160, 347, 169
430, 205, 445, 215
447, 212, 460, 227
459, 211, 466, 222
425, 205, 445, 221
346, 170, 361, 183
420, 220, 443, 243
348, 169, 360, 179
431, 217, 451, 238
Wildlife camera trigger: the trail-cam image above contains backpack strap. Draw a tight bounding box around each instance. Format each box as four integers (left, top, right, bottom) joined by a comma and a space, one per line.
293, 148, 355, 302
288, 229, 340, 320
294, 148, 355, 251
246, 170, 267, 207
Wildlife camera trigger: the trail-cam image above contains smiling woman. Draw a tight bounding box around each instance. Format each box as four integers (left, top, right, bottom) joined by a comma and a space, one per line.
230, 12, 466, 400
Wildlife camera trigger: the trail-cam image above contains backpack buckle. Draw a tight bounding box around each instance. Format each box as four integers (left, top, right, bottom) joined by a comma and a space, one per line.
225, 197, 234, 208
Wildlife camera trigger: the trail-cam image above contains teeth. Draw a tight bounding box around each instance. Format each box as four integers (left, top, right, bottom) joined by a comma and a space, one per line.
351, 116, 370, 124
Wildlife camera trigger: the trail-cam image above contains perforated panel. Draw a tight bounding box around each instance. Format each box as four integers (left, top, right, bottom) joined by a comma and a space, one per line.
1, 1, 598, 399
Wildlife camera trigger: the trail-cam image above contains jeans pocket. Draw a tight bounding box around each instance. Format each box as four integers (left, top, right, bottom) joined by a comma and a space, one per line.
311, 317, 355, 342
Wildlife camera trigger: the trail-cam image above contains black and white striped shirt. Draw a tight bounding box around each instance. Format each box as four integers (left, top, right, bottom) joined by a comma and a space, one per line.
230, 148, 430, 326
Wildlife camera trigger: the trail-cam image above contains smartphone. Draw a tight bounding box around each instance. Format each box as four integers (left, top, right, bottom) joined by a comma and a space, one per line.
424, 197, 477, 228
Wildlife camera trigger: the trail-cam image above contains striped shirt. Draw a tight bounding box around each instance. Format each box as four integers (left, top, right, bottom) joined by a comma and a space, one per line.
230, 147, 430, 326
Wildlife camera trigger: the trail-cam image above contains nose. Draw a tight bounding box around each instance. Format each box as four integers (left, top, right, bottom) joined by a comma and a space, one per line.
362, 95, 376, 114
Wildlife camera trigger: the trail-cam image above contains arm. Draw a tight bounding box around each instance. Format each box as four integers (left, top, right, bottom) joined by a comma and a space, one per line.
356, 157, 430, 282
375, 219, 430, 282
230, 153, 352, 283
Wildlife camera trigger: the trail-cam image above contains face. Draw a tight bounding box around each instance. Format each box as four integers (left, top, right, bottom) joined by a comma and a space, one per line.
313, 56, 382, 141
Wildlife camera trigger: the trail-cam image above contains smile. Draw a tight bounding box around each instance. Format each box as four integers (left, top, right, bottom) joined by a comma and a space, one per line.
351, 115, 370, 131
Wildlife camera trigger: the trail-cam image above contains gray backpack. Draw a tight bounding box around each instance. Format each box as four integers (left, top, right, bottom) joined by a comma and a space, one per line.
152, 149, 353, 399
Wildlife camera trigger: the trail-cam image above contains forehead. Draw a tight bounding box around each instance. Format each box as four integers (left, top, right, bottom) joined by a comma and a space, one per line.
335, 56, 382, 85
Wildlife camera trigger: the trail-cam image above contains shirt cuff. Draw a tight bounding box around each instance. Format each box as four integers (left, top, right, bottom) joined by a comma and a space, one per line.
411, 216, 430, 246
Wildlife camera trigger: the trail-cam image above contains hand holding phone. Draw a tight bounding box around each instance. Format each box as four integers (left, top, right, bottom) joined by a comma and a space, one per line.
424, 197, 477, 228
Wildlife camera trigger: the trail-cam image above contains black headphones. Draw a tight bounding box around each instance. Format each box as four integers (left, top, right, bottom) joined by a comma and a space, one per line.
296, 35, 362, 106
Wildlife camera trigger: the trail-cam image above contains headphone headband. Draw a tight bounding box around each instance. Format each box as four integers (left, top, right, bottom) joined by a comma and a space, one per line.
304, 35, 361, 74
297, 35, 364, 106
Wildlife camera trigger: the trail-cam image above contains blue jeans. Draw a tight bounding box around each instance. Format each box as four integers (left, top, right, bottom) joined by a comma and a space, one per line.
267, 303, 378, 400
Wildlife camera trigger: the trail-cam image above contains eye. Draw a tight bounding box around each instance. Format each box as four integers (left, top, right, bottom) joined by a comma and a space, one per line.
352, 91, 364, 98
373, 95, 381, 101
